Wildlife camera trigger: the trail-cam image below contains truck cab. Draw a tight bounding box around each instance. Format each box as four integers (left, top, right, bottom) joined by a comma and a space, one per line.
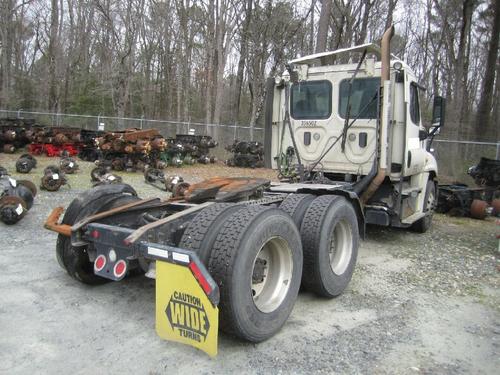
265, 41, 444, 230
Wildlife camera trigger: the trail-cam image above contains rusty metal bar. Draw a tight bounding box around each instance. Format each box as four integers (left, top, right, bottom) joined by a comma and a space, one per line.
44, 207, 72, 236
124, 202, 214, 244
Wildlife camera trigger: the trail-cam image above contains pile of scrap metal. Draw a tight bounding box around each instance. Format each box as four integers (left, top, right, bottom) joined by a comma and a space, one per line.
0, 169, 37, 225
437, 157, 500, 219
78, 129, 105, 162
171, 134, 218, 166
0, 117, 36, 153
225, 140, 264, 168
144, 168, 190, 197
95, 128, 168, 172
27, 126, 85, 156
95, 130, 218, 171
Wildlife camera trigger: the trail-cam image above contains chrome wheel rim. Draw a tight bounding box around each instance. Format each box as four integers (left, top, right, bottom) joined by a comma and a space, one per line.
329, 219, 353, 275
251, 237, 293, 313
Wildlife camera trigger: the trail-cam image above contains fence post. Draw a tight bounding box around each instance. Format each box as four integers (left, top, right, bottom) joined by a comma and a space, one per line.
496, 142, 500, 160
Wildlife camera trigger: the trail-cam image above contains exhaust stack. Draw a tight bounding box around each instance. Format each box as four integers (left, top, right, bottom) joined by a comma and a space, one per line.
361, 25, 394, 204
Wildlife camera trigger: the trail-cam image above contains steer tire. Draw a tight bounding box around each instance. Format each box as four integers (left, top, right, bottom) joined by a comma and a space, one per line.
208, 206, 302, 342
56, 185, 139, 285
411, 180, 436, 233
178, 203, 245, 265
279, 193, 316, 228
301, 195, 359, 298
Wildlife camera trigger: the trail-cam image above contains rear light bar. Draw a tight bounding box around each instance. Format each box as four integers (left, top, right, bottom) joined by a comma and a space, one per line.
85, 223, 219, 305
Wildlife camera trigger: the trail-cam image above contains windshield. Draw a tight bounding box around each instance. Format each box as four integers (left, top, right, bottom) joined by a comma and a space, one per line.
339, 77, 380, 119
291, 80, 332, 120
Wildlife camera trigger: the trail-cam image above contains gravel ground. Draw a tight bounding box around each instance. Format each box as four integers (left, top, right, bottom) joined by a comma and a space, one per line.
0, 154, 498, 374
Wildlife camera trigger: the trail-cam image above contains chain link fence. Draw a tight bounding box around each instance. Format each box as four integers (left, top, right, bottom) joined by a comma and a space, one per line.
0, 109, 264, 160
1, 109, 498, 182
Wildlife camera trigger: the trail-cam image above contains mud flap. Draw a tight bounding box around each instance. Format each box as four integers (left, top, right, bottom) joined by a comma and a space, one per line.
155, 256, 219, 357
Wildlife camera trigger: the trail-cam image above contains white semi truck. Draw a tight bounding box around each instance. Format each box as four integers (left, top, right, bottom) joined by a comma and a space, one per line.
45, 26, 445, 356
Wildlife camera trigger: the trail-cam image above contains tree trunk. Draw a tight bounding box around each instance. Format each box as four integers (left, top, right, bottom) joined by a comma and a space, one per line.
48, 0, 60, 111
356, 0, 372, 45
233, 0, 253, 124
453, 0, 474, 128
476, 0, 500, 138
204, 0, 215, 126
316, 0, 332, 53
309, 0, 316, 53
385, 0, 398, 31
0, 0, 14, 108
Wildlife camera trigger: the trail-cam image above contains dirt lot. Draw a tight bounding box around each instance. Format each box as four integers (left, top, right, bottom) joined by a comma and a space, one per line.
0, 154, 499, 374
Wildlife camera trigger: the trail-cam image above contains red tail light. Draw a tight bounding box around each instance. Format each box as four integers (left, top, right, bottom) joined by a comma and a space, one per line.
94, 255, 106, 272
113, 260, 127, 278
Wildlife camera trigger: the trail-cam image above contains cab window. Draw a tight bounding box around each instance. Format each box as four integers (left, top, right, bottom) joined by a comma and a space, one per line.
291, 80, 332, 120
339, 77, 380, 119
410, 82, 420, 125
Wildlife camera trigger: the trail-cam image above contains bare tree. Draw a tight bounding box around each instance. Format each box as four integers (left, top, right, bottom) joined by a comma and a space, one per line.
316, 0, 332, 53
476, 0, 500, 138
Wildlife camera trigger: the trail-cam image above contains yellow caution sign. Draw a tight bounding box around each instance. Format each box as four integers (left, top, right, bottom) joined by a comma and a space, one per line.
155, 260, 219, 357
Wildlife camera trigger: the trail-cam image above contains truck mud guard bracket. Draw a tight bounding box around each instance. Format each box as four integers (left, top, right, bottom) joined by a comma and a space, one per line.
87, 222, 220, 357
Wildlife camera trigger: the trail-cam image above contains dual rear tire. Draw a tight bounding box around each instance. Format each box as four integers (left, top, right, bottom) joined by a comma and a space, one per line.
182, 204, 303, 342
185, 195, 358, 341
299, 195, 359, 297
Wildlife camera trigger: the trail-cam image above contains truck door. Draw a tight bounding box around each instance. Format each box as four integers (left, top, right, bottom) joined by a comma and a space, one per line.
403, 78, 426, 176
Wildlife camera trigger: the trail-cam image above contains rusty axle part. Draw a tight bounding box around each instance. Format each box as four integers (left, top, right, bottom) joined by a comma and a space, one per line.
44, 207, 72, 236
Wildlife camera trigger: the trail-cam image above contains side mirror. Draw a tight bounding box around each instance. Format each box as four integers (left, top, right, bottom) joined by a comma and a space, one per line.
431, 96, 445, 128
419, 129, 428, 141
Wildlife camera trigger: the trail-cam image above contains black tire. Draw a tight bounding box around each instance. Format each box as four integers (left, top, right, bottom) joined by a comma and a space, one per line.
208, 206, 303, 342
279, 193, 316, 228
178, 203, 245, 265
300, 195, 359, 298
56, 184, 138, 284
412, 180, 436, 233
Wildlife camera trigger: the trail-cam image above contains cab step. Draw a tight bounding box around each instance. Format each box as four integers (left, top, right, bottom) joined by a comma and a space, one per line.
401, 187, 422, 198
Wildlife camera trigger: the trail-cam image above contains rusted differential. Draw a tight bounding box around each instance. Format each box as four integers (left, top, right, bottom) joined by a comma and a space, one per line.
470, 199, 488, 220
